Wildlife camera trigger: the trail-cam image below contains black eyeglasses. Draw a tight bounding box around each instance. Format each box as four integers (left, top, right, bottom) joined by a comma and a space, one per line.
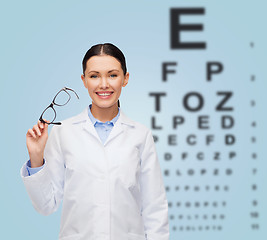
39, 87, 79, 125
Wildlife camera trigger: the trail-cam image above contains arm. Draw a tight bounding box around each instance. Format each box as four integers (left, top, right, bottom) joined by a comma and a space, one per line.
140, 129, 170, 240
20, 125, 65, 216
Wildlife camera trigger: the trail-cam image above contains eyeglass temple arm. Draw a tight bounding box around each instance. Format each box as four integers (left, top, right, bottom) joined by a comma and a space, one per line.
51, 122, 62, 125
39, 117, 62, 125
64, 87, 79, 99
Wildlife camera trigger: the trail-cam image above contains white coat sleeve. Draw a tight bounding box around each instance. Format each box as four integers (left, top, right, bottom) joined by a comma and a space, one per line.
20, 125, 65, 216
140, 129, 170, 240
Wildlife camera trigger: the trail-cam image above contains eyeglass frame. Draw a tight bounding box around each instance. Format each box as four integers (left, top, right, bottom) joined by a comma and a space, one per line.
39, 86, 79, 125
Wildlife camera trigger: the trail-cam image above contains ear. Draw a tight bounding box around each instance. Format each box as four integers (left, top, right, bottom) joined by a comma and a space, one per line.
122, 72, 129, 87
81, 74, 87, 89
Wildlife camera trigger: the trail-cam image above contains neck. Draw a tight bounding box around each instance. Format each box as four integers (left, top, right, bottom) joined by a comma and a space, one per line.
91, 103, 119, 122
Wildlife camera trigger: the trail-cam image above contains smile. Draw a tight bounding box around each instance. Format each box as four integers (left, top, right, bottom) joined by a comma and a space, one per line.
96, 92, 114, 99
96, 92, 113, 96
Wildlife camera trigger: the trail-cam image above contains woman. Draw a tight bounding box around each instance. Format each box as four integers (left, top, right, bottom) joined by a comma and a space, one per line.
21, 43, 169, 240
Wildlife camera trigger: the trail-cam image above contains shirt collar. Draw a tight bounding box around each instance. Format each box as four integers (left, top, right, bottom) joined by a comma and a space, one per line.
88, 103, 120, 126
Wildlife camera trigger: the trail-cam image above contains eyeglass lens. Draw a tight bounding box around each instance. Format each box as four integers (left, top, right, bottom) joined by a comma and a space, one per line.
41, 105, 57, 124
53, 89, 71, 106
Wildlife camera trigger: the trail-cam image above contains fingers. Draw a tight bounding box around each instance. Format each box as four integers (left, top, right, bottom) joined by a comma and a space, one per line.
41, 119, 50, 125
27, 128, 37, 138
38, 120, 44, 129
38, 119, 50, 132
44, 119, 50, 124
27, 119, 51, 139
38, 119, 51, 129
43, 119, 50, 131
33, 124, 42, 137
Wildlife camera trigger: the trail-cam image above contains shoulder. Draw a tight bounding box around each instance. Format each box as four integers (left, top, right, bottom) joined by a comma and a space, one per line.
121, 111, 156, 156
61, 107, 88, 125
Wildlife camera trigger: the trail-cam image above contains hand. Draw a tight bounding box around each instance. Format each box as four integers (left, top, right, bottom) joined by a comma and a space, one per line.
26, 119, 50, 168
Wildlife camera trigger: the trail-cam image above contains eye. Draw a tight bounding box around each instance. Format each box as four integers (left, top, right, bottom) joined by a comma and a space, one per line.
110, 74, 117, 78
90, 75, 98, 78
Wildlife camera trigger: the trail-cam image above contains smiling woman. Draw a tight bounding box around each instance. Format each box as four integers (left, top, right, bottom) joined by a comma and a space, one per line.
81, 47, 129, 122
21, 43, 170, 240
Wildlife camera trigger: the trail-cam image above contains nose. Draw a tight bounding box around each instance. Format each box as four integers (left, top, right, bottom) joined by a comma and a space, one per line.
99, 77, 109, 89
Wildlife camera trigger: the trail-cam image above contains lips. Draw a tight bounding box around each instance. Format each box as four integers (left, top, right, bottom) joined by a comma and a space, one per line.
96, 91, 114, 96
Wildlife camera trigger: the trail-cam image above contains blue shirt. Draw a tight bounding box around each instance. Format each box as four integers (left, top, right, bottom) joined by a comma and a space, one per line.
26, 104, 120, 176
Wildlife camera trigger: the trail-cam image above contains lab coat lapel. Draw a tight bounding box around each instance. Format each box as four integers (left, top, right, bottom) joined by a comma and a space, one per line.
104, 108, 135, 146
82, 118, 102, 143
71, 107, 101, 143
104, 109, 136, 146
103, 115, 123, 147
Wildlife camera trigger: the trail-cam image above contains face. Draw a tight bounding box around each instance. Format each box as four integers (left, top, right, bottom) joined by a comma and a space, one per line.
81, 55, 129, 110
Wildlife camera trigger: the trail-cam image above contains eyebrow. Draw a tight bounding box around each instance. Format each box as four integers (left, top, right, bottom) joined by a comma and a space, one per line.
88, 69, 120, 74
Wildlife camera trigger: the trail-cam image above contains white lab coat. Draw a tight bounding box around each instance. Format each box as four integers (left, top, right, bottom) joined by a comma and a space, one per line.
20, 106, 169, 240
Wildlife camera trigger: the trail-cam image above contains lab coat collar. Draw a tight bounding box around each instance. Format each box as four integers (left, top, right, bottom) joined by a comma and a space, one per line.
71, 106, 135, 127
70, 106, 136, 146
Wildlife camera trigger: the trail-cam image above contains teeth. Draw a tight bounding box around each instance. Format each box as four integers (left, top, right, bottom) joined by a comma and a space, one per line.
98, 93, 112, 96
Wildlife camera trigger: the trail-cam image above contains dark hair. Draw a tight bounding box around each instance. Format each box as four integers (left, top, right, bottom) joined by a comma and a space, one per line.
82, 43, 127, 108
